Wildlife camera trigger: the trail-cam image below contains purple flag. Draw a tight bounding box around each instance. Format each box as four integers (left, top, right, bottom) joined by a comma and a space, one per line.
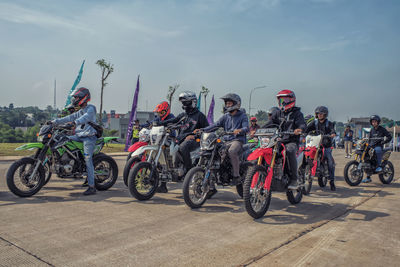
125, 75, 140, 151
207, 95, 215, 125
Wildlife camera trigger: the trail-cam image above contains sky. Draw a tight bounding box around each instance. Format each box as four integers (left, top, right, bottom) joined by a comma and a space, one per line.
0, 0, 399, 122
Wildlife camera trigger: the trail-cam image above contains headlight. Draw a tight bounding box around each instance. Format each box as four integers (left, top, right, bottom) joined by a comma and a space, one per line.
37, 135, 44, 142
260, 137, 270, 148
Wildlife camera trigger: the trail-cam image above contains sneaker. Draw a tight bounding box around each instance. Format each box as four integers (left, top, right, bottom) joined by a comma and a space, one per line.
362, 177, 372, 183
329, 180, 336, 191
375, 167, 383, 172
82, 179, 88, 187
156, 182, 168, 193
231, 176, 241, 186
288, 180, 299, 190
83, 186, 96, 195
206, 188, 218, 199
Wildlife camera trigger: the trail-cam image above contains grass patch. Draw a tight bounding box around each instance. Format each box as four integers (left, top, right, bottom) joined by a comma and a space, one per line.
0, 143, 126, 156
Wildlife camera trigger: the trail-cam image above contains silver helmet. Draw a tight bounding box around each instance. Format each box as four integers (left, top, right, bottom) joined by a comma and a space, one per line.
221, 93, 241, 113
178, 91, 197, 110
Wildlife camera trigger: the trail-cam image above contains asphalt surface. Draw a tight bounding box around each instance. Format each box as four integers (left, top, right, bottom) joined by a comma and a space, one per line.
0, 150, 399, 267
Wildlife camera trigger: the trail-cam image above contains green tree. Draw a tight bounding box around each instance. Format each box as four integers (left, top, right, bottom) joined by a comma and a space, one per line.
96, 59, 114, 125
201, 86, 209, 114
255, 110, 268, 122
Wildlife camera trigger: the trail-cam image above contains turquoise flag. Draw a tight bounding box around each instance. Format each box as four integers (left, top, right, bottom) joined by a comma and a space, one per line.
65, 60, 85, 107
197, 92, 202, 110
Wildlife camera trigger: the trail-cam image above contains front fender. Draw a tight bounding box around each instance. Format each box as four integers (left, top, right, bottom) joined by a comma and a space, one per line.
131, 145, 159, 157
16, 143, 44, 151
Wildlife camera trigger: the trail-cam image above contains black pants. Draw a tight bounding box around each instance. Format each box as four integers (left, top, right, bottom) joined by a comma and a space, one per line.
179, 139, 199, 171
285, 142, 299, 182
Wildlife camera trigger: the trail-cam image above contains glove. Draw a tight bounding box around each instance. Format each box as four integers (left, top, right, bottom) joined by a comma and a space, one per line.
45, 120, 53, 125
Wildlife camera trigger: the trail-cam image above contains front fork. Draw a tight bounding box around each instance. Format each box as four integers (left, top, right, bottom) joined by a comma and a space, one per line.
29, 145, 48, 180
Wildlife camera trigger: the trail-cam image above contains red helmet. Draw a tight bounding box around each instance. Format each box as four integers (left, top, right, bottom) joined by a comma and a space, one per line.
250, 117, 257, 122
276, 89, 295, 111
71, 87, 91, 107
153, 101, 170, 121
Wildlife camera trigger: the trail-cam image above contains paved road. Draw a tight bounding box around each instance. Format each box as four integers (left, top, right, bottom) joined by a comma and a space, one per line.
0, 150, 399, 266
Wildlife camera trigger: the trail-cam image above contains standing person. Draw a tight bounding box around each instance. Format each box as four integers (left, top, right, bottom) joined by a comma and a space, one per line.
344, 125, 354, 158
264, 90, 306, 189
249, 117, 260, 138
131, 119, 140, 144
157, 91, 209, 193
306, 106, 337, 191
362, 115, 392, 183
51, 87, 98, 195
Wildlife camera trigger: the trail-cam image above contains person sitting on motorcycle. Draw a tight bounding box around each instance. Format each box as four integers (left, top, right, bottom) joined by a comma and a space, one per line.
363, 115, 392, 183
196, 93, 249, 193
267, 107, 280, 122
51, 87, 98, 195
141, 101, 175, 128
305, 114, 315, 126
157, 91, 209, 193
249, 117, 260, 138
306, 106, 337, 191
263, 90, 306, 190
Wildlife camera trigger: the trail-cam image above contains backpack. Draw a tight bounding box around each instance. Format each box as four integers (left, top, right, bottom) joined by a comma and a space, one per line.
88, 121, 103, 138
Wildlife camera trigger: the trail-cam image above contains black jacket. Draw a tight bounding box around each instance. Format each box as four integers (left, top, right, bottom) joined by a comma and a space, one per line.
306, 119, 336, 148
369, 126, 392, 148
263, 107, 306, 144
160, 108, 209, 144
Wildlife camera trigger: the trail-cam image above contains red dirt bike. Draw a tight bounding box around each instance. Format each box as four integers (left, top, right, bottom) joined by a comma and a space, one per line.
122, 128, 150, 186
243, 128, 307, 219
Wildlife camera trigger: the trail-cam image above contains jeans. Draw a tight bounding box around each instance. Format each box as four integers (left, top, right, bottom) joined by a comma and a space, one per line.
226, 140, 243, 177
374, 146, 383, 167
178, 139, 199, 171
69, 135, 97, 187
285, 142, 299, 182
323, 147, 335, 181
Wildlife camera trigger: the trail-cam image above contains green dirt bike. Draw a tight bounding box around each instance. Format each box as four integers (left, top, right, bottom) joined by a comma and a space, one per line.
6, 123, 119, 197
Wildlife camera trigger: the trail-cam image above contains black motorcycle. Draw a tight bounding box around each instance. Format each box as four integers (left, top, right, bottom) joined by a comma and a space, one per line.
182, 131, 254, 209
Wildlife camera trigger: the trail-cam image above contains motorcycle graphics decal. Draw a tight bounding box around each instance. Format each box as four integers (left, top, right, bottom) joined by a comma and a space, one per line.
128, 141, 147, 152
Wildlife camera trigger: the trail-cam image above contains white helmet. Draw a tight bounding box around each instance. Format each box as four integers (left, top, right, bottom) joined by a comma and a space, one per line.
138, 128, 150, 142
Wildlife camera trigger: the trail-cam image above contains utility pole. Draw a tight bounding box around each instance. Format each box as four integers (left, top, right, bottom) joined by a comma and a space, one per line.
53, 79, 56, 109
249, 85, 267, 116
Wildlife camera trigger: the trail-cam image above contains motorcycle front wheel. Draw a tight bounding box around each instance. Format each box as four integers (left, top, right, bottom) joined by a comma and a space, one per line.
7, 157, 46, 197
243, 165, 272, 219
379, 161, 394, 184
93, 153, 119, 190
343, 160, 363, 186
128, 162, 159, 200
302, 164, 313, 195
182, 167, 209, 209
123, 156, 142, 187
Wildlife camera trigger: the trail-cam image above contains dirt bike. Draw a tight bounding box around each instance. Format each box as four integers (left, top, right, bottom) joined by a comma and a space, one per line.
243, 128, 307, 219
304, 133, 335, 189
6, 123, 119, 197
127, 120, 200, 200
122, 128, 150, 186
344, 137, 394, 186
182, 131, 254, 209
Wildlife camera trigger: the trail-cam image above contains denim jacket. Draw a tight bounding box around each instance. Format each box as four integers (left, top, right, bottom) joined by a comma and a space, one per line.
53, 104, 97, 137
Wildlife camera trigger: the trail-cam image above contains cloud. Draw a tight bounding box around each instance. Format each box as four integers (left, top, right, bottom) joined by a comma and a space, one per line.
298, 39, 351, 51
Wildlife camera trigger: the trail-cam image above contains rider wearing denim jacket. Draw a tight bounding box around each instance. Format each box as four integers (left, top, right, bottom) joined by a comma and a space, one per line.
52, 87, 98, 195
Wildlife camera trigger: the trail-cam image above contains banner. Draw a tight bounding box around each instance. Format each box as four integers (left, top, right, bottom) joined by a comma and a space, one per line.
197, 92, 202, 110
65, 60, 85, 107
125, 75, 140, 151
207, 94, 215, 125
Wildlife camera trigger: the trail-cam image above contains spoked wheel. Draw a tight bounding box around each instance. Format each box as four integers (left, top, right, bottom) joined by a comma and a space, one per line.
379, 161, 394, 184
128, 162, 159, 200
243, 165, 272, 219
344, 160, 363, 186
237, 162, 253, 198
93, 153, 119, 190
182, 167, 209, 209
7, 157, 46, 197
286, 187, 303, 204
123, 156, 142, 186
299, 164, 312, 195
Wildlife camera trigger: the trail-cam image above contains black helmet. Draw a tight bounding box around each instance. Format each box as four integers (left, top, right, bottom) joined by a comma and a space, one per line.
370, 115, 381, 125
178, 91, 197, 111
315, 106, 328, 116
221, 93, 241, 113
267, 107, 279, 116
71, 87, 91, 107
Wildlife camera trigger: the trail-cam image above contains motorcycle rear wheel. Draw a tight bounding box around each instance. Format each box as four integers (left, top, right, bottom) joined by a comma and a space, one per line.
379, 161, 394, 184
243, 165, 272, 219
182, 167, 208, 209
343, 160, 363, 186
302, 164, 313, 195
128, 162, 159, 200
123, 156, 142, 187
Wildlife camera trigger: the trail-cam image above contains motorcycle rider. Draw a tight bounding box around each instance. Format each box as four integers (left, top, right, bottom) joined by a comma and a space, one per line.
306, 106, 337, 191
141, 101, 175, 128
263, 90, 306, 190
157, 91, 209, 193
362, 115, 392, 183
51, 87, 98, 195
249, 117, 260, 138
267, 107, 280, 122
195, 93, 249, 197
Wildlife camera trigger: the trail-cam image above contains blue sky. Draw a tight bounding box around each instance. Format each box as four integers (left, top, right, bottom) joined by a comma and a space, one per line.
0, 0, 399, 121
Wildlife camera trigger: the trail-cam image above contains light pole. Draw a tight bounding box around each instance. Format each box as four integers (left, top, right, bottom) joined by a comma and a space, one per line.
249, 85, 267, 116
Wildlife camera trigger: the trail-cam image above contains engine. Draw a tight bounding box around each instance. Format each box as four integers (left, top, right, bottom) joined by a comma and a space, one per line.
55, 153, 76, 176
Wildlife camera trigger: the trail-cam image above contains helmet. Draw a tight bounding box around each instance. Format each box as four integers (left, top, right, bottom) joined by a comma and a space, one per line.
276, 90, 295, 111
221, 93, 241, 113
250, 117, 257, 122
178, 91, 197, 112
138, 128, 150, 142
305, 114, 315, 124
71, 87, 91, 107
370, 115, 381, 125
267, 107, 280, 116
315, 106, 329, 117
153, 101, 170, 121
